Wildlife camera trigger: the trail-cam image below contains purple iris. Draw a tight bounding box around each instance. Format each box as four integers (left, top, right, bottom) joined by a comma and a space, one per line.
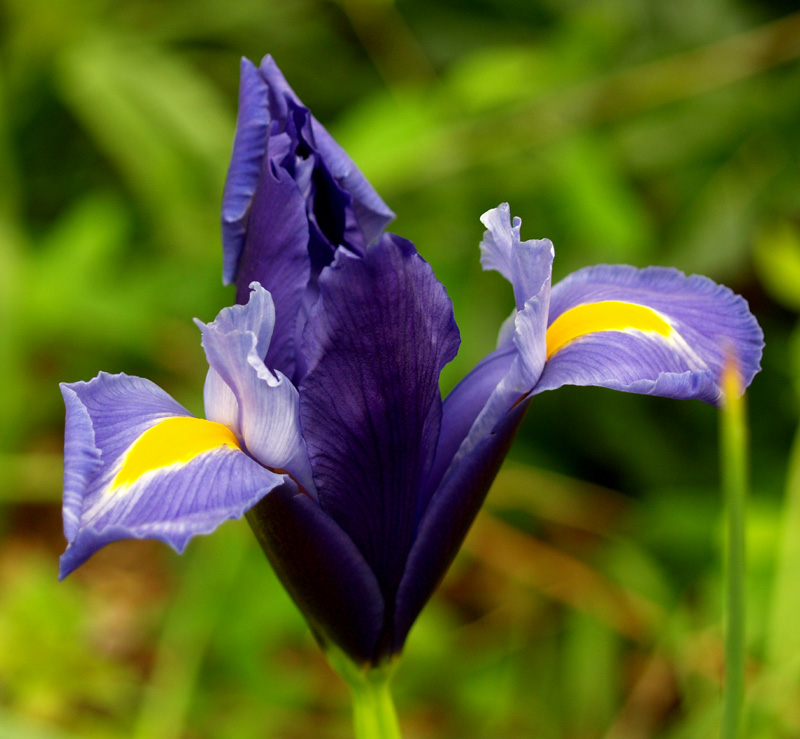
59, 56, 763, 668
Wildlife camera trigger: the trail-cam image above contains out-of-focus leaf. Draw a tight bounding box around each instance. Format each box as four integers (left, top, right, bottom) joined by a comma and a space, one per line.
666, 143, 767, 279
562, 612, 619, 733
0, 710, 80, 739
0, 554, 138, 731
447, 46, 555, 113
764, 341, 800, 725
0, 217, 30, 449
55, 35, 231, 259
664, 703, 722, 739
603, 539, 674, 615
0, 76, 21, 221
754, 223, 800, 312
0, 453, 61, 503
541, 133, 655, 269
632, 485, 719, 574
26, 193, 134, 335
333, 89, 449, 194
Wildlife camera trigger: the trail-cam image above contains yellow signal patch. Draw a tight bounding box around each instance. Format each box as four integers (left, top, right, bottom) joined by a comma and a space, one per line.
546, 300, 672, 359
112, 416, 241, 490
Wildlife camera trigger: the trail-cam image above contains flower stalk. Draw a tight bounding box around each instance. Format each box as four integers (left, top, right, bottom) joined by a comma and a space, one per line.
326, 646, 402, 739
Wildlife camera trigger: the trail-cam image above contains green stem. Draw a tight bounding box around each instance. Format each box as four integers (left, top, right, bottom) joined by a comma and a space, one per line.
326, 646, 402, 739
720, 362, 748, 739
350, 671, 402, 739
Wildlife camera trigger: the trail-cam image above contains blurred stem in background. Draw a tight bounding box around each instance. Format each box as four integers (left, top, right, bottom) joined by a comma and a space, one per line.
720, 357, 748, 739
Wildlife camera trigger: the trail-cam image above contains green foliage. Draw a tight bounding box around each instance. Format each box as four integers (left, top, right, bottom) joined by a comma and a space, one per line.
2, 0, 800, 736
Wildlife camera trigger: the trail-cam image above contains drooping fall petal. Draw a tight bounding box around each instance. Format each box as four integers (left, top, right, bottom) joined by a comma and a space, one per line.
536, 264, 764, 404
60, 372, 283, 578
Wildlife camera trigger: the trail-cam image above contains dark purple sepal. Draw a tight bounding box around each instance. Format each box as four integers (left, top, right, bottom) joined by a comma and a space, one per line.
246, 483, 385, 665
391, 398, 530, 655
300, 235, 460, 600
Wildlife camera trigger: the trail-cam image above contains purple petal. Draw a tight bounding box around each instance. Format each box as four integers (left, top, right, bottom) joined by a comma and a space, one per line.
210, 279, 276, 357
299, 235, 460, 598
309, 118, 394, 247
197, 284, 313, 492
256, 56, 394, 247
203, 368, 239, 431
254, 55, 394, 253
200, 285, 274, 433
222, 58, 273, 284
254, 55, 299, 122
535, 265, 764, 405
233, 134, 311, 378
60, 372, 283, 578
478, 205, 553, 396
306, 138, 367, 258
433, 206, 551, 487
393, 399, 530, 652
223, 55, 395, 381
424, 344, 516, 501
247, 483, 385, 665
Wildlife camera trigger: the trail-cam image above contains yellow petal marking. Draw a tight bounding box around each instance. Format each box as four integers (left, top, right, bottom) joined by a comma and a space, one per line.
546, 300, 673, 359
112, 416, 241, 490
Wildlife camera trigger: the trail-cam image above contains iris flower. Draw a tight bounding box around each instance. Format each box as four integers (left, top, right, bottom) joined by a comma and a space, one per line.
59, 56, 763, 680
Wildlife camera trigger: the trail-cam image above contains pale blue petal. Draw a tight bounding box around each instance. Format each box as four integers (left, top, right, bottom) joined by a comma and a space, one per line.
60, 372, 282, 578
197, 284, 314, 492
479, 203, 554, 312
203, 368, 239, 431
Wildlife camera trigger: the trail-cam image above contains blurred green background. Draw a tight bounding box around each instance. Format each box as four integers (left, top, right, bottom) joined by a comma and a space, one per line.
1, 0, 800, 736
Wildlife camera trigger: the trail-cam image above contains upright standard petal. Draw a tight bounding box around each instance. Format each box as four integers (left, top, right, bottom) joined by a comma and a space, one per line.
222, 55, 395, 380
60, 373, 283, 578
222, 57, 275, 283
478, 204, 554, 387
535, 264, 764, 404
232, 129, 311, 378
197, 284, 313, 493
256, 55, 395, 247
299, 235, 460, 607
